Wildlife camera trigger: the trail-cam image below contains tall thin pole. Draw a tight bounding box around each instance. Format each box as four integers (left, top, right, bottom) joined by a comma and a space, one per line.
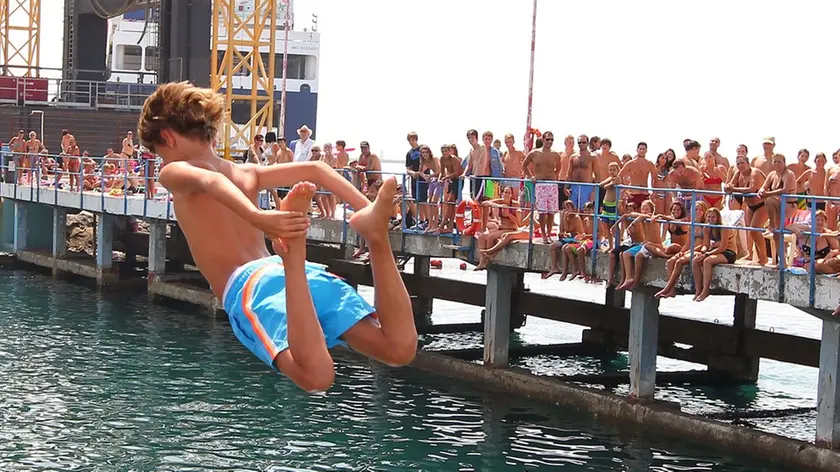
523, 0, 537, 152
279, 0, 290, 138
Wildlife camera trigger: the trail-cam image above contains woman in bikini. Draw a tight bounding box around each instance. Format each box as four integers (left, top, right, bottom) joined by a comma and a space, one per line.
65, 137, 82, 191
725, 155, 768, 265
655, 200, 709, 298
475, 186, 522, 271
700, 152, 726, 209
757, 153, 796, 266
691, 207, 738, 302
787, 210, 840, 274
649, 201, 690, 257
651, 152, 672, 215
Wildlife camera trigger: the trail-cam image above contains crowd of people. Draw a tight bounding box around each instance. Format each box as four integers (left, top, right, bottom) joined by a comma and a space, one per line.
8, 122, 840, 303
4, 128, 156, 198
258, 128, 840, 303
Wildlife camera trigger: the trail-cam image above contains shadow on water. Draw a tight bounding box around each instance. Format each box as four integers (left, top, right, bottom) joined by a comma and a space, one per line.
0, 270, 790, 471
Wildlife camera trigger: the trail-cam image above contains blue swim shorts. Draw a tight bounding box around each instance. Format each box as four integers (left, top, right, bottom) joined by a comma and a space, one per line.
222, 255, 375, 370
570, 184, 594, 209
625, 243, 644, 257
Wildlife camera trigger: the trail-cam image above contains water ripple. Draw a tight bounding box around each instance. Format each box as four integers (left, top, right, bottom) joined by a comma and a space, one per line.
0, 270, 783, 471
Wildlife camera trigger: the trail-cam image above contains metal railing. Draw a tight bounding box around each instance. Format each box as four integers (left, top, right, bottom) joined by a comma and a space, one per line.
2, 159, 838, 309
0, 77, 154, 110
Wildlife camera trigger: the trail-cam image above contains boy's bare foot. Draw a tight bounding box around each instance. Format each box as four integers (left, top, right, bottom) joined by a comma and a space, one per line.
275, 181, 316, 255
350, 177, 397, 245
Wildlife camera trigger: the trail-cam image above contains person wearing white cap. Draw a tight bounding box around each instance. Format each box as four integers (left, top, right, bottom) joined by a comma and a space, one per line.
751, 136, 774, 177
291, 125, 314, 163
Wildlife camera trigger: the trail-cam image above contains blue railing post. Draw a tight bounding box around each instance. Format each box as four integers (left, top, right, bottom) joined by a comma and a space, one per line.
591, 184, 601, 276
688, 192, 697, 293
778, 197, 787, 303
526, 178, 536, 270
809, 197, 817, 308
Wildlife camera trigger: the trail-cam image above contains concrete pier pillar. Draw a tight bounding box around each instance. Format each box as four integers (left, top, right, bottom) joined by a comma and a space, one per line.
52, 207, 67, 260
13, 201, 27, 252
411, 256, 434, 321
484, 267, 516, 367
605, 285, 626, 309
628, 289, 660, 402
816, 320, 840, 450
95, 213, 117, 287
51, 207, 68, 277
148, 219, 167, 284
709, 294, 760, 382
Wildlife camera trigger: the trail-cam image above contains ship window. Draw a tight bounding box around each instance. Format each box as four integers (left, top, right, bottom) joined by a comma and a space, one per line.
216, 50, 250, 76
260, 53, 309, 80
115, 45, 142, 71
145, 46, 159, 71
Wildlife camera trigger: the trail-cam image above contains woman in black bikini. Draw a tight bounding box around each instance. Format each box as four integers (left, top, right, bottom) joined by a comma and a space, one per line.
758, 154, 797, 266
725, 155, 768, 265
691, 207, 738, 302
655, 200, 708, 299
788, 210, 840, 274
650, 201, 690, 257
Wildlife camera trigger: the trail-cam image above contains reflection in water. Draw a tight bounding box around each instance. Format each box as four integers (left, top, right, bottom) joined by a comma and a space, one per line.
0, 271, 785, 470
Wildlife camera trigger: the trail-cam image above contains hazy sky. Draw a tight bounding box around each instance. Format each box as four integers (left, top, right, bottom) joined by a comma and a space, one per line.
40, 1, 840, 167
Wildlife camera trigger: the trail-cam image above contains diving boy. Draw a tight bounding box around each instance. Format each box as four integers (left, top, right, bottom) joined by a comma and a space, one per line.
137, 82, 417, 392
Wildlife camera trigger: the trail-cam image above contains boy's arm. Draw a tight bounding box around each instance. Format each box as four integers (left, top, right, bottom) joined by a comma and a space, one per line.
159, 161, 309, 240
256, 160, 369, 211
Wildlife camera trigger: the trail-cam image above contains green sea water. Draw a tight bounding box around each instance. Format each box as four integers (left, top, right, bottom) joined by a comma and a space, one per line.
0, 269, 788, 471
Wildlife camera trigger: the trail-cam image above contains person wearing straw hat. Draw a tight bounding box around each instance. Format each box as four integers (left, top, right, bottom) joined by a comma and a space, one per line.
291, 125, 314, 163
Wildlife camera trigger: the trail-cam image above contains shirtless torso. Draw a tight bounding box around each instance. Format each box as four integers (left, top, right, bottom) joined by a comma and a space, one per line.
503, 149, 525, 179
523, 148, 561, 180
121, 137, 135, 158
595, 151, 621, 182
334, 150, 349, 169
568, 150, 596, 184
752, 155, 773, 177
619, 157, 656, 201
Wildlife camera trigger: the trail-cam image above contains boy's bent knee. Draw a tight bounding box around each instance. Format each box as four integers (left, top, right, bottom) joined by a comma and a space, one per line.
297, 367, 335, 393
383, 340, 417, 367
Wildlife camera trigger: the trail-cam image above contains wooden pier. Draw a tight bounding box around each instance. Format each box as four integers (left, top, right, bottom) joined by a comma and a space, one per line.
2, 182, 840, 471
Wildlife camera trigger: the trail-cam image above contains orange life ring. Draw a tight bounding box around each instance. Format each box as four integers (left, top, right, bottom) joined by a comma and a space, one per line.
455, 200, 481, 236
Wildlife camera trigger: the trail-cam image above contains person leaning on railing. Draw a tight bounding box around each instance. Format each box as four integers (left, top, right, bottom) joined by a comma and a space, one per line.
787, 209, 840, 274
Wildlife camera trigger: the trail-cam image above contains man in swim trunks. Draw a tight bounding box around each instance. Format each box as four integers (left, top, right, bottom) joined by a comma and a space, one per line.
8, 129, 25, 182
439, 144, 464, 233
502, 134, 526, 203
567, 135, 600, 210
523, 131, 561, 243
788, 148, 811, 210
751, 137, 775, 177
138, 82, 417, 392
619, 142, 656, 209
669, 158, 705, 208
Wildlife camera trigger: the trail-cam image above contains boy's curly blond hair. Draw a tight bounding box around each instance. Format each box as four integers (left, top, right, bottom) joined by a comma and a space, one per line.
137, 81, 226, 153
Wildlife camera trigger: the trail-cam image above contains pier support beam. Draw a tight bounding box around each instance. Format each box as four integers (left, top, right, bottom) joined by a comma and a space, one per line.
95, 214, 117, 287
816, 320, 840, 450
148, 219, 167, 285
52, 207, 68, 277
13, 201, 27, 252
709, 294, 760, 382
628, 289, 660, 402
411, 256, 434, 322
484, 268, 516, 367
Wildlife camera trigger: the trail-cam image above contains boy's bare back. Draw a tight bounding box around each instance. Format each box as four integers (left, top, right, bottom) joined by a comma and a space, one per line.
160, 158, 272, 298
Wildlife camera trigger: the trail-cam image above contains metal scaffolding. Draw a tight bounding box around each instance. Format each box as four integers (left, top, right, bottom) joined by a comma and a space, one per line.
211, 0, 277, 161
0, 0, 41, 76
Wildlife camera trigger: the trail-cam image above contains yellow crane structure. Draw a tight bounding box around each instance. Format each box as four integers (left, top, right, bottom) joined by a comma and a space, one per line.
210, 0, 278, 161
0, 0, 41, 76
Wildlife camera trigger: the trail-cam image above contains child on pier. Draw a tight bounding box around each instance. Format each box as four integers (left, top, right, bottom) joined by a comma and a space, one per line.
137, 82, 417, 392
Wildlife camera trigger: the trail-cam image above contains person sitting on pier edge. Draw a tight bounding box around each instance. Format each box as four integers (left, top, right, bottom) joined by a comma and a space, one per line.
605, 200, 642, 287
653, 201, 691, 257
566, 201, 603, 282
479, 186, 530, 266
655, 200, 708, 298
616, 199, 659, 291
691, 207, 738, 302
137, 82, 417, 392
788, 209, 840, 274
543, 199, 584, 280
474, 186, 522, 271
